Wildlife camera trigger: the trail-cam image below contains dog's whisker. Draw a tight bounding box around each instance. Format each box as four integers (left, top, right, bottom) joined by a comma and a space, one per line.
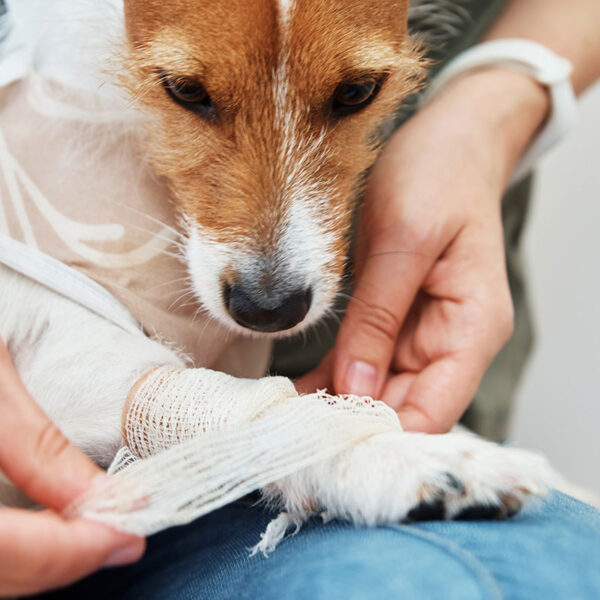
333, 291, 353, 303
323, 307, 342, 328
198, 314, 215, 339
177, 297, 203, 311
150, 249, 187, 261
146, 276, 193, 292
167, 290, 198, 312
124, 223, 185, 250
111, 201, 183, 239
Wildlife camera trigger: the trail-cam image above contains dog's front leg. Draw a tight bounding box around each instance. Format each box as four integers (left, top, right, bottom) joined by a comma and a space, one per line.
115, 362, 553, 554
0, 268, 553, 540
1, 268, 308, 474
2, 268, 319, 483
266, 429, 554, 531
0, 267, 187, 469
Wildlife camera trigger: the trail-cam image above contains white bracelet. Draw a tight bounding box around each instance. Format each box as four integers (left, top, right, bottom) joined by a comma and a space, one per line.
420, 39, 578, 185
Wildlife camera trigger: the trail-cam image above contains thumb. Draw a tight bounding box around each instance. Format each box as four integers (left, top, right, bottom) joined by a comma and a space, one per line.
333, 241, 435, 399
0, 340, 101, 510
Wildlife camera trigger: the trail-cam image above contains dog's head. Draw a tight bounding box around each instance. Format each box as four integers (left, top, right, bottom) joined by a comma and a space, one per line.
123, 0, 422, 336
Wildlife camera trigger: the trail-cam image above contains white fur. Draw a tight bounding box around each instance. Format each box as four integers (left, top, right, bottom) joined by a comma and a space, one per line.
0, 264, 185, 466
267, 431, 552, 526
185, 226, 238, 331
185, 66, 344, 336
278, 0, 295, 29
271, 57, 342, 324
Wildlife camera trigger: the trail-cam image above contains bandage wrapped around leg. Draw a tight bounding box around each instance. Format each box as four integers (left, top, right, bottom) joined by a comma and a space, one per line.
124, 366, 301, 458
67, 365, 402, 539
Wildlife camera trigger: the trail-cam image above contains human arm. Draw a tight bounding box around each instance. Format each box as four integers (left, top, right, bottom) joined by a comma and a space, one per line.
298, 0, 600, 432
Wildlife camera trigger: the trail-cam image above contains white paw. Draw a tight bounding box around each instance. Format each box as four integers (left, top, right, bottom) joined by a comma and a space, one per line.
264, 430, 554, 526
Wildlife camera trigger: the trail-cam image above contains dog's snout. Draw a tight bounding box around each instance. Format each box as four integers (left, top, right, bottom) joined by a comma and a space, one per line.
225, 284, 312, 332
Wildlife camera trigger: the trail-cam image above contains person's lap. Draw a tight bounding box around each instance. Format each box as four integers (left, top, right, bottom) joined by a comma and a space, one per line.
37, 491, 600, 600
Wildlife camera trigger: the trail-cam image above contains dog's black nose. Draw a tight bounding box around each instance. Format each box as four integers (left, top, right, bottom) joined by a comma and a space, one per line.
225, 284, 312, 332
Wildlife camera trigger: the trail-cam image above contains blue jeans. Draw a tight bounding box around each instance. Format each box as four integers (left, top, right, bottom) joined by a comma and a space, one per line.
38, 492, 600, 599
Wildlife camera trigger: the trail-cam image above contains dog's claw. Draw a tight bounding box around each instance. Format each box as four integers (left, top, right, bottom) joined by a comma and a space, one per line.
455, 503, 505, 521
443, 472, 465, 494
406, 497, 446, 522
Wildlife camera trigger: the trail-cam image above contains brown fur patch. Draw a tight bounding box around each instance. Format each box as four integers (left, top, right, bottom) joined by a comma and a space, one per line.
122, 0, 424, 294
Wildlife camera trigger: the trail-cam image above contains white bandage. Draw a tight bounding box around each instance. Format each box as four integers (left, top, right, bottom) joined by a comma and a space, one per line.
421, 39, 578, 184
67, 366, 402, 536
124, 367, 298, 458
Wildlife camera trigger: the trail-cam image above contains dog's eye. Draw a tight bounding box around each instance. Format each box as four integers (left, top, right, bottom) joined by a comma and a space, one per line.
167, 78, 208, 103
160, 73, 216, 119
331, 76, 385, 118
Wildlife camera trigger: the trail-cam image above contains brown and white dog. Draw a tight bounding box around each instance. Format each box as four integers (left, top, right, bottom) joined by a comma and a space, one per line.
0, 0, 553, 525
122, 0, 423, 335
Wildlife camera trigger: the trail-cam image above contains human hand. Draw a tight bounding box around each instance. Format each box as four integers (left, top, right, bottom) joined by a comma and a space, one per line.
0, 340, 145, 597
298, 69, 549, 433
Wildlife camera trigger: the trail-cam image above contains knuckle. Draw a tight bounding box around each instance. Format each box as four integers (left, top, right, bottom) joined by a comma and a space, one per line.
33, 421, 71, 467
486, 297, 514, 347
496, 302, 515, 344
352, 302, 401, 345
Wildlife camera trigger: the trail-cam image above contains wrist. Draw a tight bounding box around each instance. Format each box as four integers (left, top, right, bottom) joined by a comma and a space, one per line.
424, 68, 550, 184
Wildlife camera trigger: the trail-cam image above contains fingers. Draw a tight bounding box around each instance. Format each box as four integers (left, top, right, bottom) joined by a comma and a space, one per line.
330, 121, 456, 401
332, 238, 437, 399
0, 340, 102, 510
0, 507, 145, 597
382, 352, 489, 433
0, 341, 146, 595
383, 287, 513, 433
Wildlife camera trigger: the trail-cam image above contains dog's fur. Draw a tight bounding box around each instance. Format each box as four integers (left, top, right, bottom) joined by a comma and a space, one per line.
120, 0, 424, 333
0, 0, 552, 521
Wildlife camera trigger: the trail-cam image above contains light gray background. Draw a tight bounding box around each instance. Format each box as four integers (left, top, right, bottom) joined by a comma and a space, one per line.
509, 83, 600, 494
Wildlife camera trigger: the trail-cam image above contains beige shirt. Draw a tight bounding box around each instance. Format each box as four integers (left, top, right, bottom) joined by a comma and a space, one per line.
0, 75, 271, 377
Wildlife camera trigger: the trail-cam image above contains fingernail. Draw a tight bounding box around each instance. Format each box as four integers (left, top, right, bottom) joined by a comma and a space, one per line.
104, 543, 143, 568
345, 361, 377, 397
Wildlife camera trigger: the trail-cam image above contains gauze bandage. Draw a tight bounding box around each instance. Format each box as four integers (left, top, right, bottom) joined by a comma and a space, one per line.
67, 366, 402, 545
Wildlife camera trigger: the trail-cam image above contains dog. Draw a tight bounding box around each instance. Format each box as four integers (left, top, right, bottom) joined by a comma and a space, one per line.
0, 0, 552, 529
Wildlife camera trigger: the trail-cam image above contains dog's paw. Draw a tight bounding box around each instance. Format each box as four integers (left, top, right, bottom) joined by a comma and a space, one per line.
264, 430, 554, 527
398, 432, 552, 522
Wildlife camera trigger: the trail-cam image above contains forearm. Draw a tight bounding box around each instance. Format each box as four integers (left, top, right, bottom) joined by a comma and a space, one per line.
485, 0, 600, 94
